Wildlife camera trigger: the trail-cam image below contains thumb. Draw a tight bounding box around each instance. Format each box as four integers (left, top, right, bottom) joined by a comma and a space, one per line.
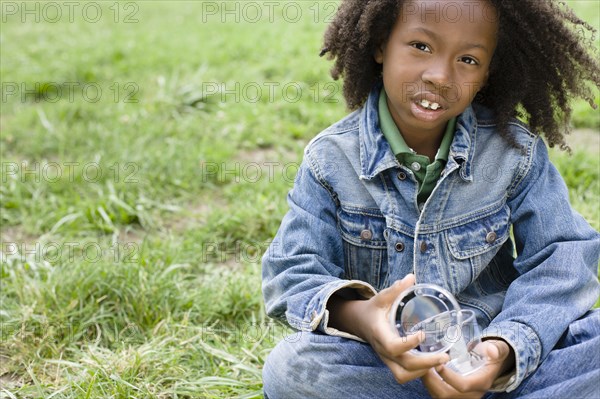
377, 273, 416, 304
478, 339, 510, 362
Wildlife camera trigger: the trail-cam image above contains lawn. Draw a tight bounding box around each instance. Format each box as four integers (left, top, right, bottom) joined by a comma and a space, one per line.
1, 1, 598, 398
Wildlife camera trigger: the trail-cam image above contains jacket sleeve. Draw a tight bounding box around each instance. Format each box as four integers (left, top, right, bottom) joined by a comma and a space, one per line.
261, 152, 377, 338
484, 136, 600, 392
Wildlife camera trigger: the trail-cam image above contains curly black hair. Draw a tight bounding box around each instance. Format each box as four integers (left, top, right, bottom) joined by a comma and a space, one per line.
320, 0, 600, 151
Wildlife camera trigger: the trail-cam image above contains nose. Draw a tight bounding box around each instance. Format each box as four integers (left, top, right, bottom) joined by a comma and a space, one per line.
422, 59, 452, 88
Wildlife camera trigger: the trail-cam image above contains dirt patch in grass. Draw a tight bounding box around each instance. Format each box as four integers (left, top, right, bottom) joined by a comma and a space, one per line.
0, 353, 24, 391
163, 145, 301, 234
234, 145, 300, 165
162, 195, 227, 233
568, 129, 600, 152
0, 373, 22, 391
115, 227, 146, 245
0, 226, 39, 246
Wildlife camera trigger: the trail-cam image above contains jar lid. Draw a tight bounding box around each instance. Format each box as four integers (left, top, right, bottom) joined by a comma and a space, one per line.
389, 283, 460, 340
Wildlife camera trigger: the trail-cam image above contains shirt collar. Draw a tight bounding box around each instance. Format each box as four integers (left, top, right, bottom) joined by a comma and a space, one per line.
378, 87, 455, 163
360, 83, 476, 181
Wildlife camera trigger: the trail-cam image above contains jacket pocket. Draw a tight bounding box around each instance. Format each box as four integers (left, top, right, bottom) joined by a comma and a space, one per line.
337, 207, 388, 290
444, 205, 511, 288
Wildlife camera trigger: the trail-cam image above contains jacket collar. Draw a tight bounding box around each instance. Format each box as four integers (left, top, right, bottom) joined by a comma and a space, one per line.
359, 84, 476, 182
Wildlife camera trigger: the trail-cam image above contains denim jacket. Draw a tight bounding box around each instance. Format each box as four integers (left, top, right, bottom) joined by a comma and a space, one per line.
262, 85, 600, 392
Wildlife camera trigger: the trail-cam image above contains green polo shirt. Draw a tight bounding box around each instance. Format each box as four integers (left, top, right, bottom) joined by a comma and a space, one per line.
378, 88, 455, 205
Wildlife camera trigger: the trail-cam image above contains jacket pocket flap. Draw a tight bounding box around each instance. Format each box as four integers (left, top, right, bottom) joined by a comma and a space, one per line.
337, 207, 387, 249
445, 206, 510, 260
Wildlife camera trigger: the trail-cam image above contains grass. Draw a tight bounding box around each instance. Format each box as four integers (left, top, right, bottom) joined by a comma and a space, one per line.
1, 1, 599, 398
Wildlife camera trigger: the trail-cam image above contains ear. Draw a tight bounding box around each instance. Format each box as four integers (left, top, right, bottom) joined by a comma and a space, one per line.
374, 45, 384, 64
482, 69, 490, 87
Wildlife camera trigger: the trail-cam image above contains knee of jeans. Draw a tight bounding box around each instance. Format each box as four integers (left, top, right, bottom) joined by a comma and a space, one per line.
262, 337, 301, 397
262, 332, 335, 398
573, 309, 600, 344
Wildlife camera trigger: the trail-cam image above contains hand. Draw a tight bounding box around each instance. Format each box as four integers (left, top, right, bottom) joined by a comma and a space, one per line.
329, 274, 450, 384
422, 339, 515, 398
366, 275, 450, 384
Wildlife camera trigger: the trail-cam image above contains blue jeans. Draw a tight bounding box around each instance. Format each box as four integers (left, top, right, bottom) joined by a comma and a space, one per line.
263, 310, 600, 399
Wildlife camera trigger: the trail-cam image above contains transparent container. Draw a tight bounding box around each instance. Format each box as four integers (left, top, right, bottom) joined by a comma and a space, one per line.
390, 284, 486, 375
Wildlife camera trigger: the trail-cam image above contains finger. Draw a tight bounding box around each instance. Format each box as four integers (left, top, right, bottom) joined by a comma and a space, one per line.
376, 274, 415, 305
377, 329, 425, 356
422, 369, 485, 399
381, 329, 447, 361
436, 363, 494, 393
377, 334, 448, 372
422, 368, 453, 398
386, 329, 422, 349
478, 340, 510, 364
374, 329, 449, 373
382, 356, 429, 384
399, 351, 450, 371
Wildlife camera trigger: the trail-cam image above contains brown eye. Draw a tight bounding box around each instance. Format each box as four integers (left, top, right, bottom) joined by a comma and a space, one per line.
460, 56, 479, 65
411, 42, 431, 53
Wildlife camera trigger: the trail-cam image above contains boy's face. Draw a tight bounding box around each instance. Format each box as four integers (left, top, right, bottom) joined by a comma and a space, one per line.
375, 0, 498, 139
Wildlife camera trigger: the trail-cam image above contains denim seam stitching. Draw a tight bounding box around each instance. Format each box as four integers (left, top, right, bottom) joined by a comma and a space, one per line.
508, 140, 536, 198
305, 149, 340, 207
379, 171, 398, 221
445, 227, 510, 260
417, 197, 507, 233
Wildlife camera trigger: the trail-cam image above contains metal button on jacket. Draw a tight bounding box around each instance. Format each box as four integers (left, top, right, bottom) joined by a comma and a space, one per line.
411, 162, 421, 171
395, 242, 405, 252
397, 171, 407, 180
360, 229, 373, 240
420, 241, 427, 253
486, 231, 497, 243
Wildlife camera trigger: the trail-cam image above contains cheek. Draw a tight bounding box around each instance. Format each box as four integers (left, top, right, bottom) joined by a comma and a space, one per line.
464, 84, 481, 102
459, 78, 487, 102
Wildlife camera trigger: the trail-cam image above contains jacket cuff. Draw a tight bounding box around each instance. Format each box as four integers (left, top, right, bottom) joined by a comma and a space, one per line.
304, 280, 377, 341
482, 321, 542, 392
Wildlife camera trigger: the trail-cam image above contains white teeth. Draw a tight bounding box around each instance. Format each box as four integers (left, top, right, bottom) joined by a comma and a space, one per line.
419, 99, 441, 110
